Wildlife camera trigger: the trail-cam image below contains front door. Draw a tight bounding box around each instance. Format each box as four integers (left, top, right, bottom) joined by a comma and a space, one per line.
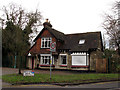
32, 57, 34, 69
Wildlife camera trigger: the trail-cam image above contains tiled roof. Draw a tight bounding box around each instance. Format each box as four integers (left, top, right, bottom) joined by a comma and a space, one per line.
45, 26, 65, 41
34, 25, 102, 52
34, 25, 65, 41
59, 32, 102, 51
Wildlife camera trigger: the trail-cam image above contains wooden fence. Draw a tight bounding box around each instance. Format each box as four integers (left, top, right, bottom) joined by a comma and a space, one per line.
96, 59, 107, 73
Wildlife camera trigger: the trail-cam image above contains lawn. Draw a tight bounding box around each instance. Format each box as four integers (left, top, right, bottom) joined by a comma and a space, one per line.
0, 76, 2, 79
2, 73, 119, 84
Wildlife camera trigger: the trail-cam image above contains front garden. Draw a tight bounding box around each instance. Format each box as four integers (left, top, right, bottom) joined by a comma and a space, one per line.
2, 73, 119, 85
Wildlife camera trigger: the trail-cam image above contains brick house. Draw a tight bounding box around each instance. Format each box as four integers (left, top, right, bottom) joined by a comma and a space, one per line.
26, 20, 103, 71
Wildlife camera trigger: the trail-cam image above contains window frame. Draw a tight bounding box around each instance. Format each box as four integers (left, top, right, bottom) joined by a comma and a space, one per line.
41, 37, 52, 48
71, 52, 89, 66
60, 54, 67, 65
40, 54, 54, 65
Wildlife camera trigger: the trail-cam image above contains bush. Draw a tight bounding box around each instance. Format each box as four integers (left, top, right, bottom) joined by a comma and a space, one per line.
116, 65, 120, 73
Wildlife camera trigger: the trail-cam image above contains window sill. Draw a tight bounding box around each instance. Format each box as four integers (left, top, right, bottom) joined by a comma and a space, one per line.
59, 65, 67, 67
39, 65, 55, 67
40, 47, 50, 49
71, 65, 89, 68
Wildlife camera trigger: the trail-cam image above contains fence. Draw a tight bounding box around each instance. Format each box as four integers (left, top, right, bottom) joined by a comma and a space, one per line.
2, 55, 27, 69
95, 56, 120, 73
96, 59, 107, 73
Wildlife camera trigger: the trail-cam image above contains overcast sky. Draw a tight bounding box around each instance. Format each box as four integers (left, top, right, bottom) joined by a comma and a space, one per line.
0, 0, 118, 34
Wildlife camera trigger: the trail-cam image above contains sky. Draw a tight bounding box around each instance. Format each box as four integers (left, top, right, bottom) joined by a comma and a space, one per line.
0, 0, 118, 35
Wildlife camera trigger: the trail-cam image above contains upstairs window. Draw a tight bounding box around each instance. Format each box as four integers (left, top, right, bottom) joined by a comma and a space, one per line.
79, 40, 85, 44
41, 37, 52, 48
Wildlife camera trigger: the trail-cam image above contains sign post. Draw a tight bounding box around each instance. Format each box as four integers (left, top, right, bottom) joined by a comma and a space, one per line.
50, 51, 52, 80
50, 41, 56, 80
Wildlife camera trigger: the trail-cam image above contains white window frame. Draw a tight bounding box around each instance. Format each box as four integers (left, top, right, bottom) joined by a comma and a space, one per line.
40, 54, 54, 65
60, 54, 67, 65
41, 37, 52, 48
71, 52, 89, 66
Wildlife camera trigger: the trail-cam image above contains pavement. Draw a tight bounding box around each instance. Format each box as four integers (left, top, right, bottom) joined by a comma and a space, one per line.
0, 67, 120, 88
4, 81, 119, 89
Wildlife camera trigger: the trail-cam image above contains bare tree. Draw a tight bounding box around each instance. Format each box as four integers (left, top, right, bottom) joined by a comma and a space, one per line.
1, 3, 42, 43
102, 1, 120, 55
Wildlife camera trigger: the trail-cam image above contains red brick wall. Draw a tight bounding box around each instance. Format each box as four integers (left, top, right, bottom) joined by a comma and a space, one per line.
29, 29, 58, 54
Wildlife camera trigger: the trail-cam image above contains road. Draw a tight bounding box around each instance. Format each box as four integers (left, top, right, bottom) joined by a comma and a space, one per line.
2, 81, 120, 89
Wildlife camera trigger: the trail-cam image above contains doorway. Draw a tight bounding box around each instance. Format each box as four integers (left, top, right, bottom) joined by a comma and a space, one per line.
32, 57, 34, 69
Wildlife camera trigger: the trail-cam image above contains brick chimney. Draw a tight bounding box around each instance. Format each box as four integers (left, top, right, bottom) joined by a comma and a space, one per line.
43, 19, 52, 27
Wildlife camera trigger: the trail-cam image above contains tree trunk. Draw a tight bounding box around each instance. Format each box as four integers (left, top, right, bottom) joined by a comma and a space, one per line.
18, 56, 22, 74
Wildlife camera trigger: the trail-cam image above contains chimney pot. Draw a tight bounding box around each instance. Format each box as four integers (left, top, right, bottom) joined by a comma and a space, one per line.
43, 18, 52, 27
46, 19, 49, 22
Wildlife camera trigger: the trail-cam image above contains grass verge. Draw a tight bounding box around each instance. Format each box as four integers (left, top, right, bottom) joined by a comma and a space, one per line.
0, 76, 2, 79
2, 73, 119, 84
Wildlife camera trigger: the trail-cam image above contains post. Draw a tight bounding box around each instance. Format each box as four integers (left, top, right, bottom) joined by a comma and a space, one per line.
14, 53, 16, 68
108, 57, 111, 73
50, 41, 56, 80
50, 51, 52, 80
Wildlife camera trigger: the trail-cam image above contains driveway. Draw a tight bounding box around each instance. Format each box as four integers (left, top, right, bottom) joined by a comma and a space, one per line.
1, 67, 78, 75
2, 67, 19, 75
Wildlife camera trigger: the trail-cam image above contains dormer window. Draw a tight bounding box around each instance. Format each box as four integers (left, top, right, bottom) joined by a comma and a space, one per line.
41, 37, 52, 48
79, 40, 85, 44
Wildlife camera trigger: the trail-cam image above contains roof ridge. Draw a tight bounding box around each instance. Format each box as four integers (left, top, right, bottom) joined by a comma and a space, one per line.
44, 25, 65, 40
45, 25, 65, 35
52, 28, 65, 35
65, 31, 101, 36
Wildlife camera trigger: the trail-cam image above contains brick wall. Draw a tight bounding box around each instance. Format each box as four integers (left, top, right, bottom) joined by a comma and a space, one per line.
29, 29, 57, 54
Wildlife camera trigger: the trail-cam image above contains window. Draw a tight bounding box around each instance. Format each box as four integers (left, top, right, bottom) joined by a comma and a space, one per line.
71, 53, 89, 66
41, 55, 50, 65
60, 55, 67, 65
72, 55, 86, 65
79, 40, 85, 44
40, 54, 54, 65
41, 37, 52, 48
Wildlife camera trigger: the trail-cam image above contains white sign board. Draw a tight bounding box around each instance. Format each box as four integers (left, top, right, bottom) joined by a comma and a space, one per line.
23, 71, 34, 76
